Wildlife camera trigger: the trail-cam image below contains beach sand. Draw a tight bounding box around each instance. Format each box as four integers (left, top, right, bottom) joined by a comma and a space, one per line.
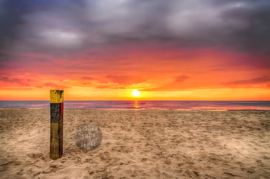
0, 109, 269, 179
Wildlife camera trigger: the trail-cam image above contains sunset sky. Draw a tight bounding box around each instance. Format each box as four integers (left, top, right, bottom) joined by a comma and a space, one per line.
0, 0, 270, 100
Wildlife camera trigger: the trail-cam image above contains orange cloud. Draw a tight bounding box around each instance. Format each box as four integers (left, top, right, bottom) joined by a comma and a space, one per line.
95, 85, 111, 89
1, 44, 270, 100
0, 76, 32, 86
43, 82, 68, 89
174, 75, 190, 83
81, 77, 94, 80
106, 75, 146, 85
223, 76, 270, 88
142, 75, 190, 91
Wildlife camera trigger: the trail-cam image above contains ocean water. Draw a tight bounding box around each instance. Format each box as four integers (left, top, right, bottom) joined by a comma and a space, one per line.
0, 101, 270, 110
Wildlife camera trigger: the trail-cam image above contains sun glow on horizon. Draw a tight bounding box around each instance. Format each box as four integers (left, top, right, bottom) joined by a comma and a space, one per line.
132, 89, 141, 97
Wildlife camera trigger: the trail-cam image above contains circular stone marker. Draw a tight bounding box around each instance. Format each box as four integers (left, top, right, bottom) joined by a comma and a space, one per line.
74, 123, 102, 151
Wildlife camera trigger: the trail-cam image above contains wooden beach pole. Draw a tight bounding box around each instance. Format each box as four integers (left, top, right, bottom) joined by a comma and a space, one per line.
50, 90, 64, 160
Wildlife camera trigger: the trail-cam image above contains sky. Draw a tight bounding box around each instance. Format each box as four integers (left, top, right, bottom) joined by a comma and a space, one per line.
0, 0, 270, 100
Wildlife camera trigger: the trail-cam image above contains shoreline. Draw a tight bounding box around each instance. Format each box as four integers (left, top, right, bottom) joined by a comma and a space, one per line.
0, 108, 270, 111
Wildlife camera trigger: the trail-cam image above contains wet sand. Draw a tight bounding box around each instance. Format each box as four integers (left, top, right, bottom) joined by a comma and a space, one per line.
0, 109, 269, 179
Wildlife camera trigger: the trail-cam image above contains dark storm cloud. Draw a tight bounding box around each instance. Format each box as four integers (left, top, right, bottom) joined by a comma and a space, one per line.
1, 0, 270, 56
0, 0, 30, 51
0, 0, 84, 58
220, 0, 270, 52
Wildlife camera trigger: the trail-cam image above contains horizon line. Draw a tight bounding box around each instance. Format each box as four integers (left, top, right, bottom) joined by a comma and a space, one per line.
0, 100, 270, 102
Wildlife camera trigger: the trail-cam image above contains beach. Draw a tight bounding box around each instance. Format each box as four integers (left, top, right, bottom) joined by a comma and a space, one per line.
0, 109, 269, 179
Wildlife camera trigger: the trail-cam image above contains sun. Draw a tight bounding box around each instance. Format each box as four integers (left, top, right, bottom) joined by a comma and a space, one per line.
132, 89, 141, 97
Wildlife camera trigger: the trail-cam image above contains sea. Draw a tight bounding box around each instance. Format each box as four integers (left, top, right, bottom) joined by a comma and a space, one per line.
0, 101, 270, 110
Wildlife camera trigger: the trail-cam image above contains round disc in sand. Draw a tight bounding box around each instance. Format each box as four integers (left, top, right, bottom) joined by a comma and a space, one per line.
74, 123, 102, 151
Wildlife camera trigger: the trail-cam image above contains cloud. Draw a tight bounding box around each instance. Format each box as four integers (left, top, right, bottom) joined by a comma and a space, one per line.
0, 75, 31, 86
1, 0, 270, 57
94, 85, 125, 89
142, 75, 190, 91
174, 75, 190, 83
0, 0, 30, 50
223, 76, 270, 87
95, 85, 111, 89
106, 75, 145, 85
81, 77, 94, 80
43, 82, 68, 89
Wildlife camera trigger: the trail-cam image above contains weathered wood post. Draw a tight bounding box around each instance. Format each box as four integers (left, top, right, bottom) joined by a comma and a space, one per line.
50, 90, 64, 160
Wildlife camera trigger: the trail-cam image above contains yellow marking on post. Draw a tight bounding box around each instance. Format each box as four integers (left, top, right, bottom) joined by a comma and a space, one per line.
50, 90, 64, 103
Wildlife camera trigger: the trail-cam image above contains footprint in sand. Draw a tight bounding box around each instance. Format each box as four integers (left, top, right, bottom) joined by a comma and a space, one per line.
98, 152, 110, 160
141, 158, 148, 162
111, 146, 133, 153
